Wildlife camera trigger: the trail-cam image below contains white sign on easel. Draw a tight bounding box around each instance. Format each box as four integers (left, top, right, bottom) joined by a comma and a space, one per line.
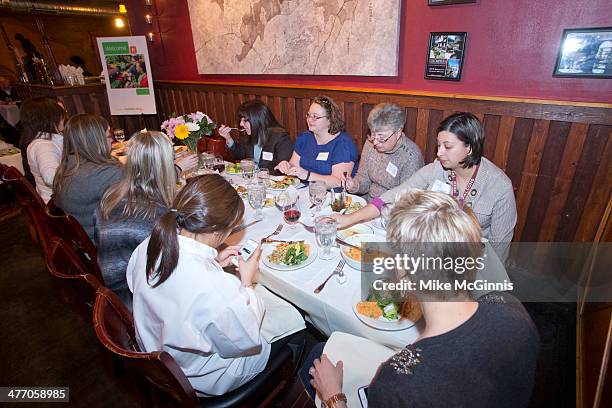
96, 36, 156, 115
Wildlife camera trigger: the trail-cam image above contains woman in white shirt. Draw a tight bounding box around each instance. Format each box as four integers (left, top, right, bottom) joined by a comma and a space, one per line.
126, 174, 270, 396
21, 97, 66, 203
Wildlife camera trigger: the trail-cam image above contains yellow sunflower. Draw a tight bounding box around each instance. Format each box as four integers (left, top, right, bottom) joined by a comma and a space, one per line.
174, 124, 190, 140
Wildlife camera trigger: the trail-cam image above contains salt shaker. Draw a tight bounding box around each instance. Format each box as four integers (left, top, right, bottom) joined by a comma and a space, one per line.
336, 268, 346, 285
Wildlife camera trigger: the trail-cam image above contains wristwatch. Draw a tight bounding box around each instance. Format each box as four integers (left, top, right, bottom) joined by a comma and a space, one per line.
324, 393, 347, 407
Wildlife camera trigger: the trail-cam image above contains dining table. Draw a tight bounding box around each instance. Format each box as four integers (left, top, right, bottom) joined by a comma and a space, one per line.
222, 171, 423, 350
0, 141, 24, 175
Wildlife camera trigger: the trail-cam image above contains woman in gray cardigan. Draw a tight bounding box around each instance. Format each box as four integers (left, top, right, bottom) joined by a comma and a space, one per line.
336, 112, 517, 261
52, 114, 122, 241
94, 131, 177, 309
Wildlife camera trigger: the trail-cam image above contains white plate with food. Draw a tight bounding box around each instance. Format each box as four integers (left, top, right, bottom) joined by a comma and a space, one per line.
269, 175, 300, 191
352, 290, 422, 331
336, 224, 374, 241
262, 240, 318, 271
328, 194, 367, 214
340, 233, 387, 271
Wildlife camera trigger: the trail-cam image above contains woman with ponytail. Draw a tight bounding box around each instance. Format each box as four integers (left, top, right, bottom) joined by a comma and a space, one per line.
126, 174, 275, 396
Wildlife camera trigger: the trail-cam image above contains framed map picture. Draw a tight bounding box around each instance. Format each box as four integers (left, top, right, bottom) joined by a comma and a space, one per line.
553, 27, 612, 78
425, 32, 467, 81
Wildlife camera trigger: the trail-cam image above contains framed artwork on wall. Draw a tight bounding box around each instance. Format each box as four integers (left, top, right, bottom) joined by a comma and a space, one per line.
553, 27, 612, 78
425, 32, 467, 81
428, 0, 477, 5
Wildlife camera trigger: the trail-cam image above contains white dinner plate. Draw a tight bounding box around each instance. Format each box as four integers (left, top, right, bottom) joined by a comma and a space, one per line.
351, 290, 421, 331
262, 239, 318, 271
268, 176, 300, 191
370, 217, 386, 231
336, 224, 373, 240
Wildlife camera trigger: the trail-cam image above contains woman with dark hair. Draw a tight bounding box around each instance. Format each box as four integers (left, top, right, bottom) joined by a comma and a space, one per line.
217, 99, 293, 171
275, 95, 358, 188
126, 174, 303, 396
335, 112, 516, 260
53, 114, 122, 240
135, 61, 148, 88
21, 96, 67, 201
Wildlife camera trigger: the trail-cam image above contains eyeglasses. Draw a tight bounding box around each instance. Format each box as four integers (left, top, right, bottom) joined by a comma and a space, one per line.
368, 128, 401, 143
306, 113, 328, 120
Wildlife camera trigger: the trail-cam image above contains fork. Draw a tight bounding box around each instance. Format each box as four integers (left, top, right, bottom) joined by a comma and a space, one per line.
260, 224, 283, 243
314, 260, 345, 294
297, 221, 315, 233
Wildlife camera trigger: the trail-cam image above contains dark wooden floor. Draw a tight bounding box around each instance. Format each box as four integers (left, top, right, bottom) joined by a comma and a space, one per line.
0, 211, 577, 407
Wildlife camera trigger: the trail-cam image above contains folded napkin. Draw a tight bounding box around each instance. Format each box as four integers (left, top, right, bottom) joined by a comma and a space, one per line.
255, 284, 306, 344
315, 331, 396, 408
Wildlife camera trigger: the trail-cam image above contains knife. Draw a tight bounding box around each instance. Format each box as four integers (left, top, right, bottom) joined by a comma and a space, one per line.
231, 219, 261, 235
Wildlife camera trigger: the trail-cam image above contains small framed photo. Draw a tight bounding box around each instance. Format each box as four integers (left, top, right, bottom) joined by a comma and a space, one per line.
428, 0, 477, 5
553, 27, 612, 78
425, 32, 467, 81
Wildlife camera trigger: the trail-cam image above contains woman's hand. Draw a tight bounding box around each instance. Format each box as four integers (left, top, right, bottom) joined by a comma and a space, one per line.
174, 152, 198, 173
215, 245, 241, 267
275, 160, 293, 175
310, 354, 344, 402
237, 244, 262, 287
286, 165, 308, 180
218, 124, 233, 143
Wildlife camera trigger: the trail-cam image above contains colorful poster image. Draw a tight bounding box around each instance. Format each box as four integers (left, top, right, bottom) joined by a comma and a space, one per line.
425, 32, 467, 81
553, 27, 612, 78
96, 36, 156, 115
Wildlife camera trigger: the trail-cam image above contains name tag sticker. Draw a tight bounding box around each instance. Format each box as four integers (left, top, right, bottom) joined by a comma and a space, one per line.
316, 152, 329, 161
262, 151, 273, 161
430, 179, 451, 194
386, 162, 398, 178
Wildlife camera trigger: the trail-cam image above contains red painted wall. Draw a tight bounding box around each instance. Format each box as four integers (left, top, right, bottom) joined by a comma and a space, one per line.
127, 0, 612, 103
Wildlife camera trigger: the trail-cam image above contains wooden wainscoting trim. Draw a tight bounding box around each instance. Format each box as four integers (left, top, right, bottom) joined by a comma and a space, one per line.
156, 80, 612, 109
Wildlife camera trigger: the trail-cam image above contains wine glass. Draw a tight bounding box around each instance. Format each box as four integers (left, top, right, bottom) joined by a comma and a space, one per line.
309, 180, 327, 217
213, 156, 225, 173
248, 183, 266, 221
240, 159, 256, 181
257, 168, 271, 187
315, 216, 338, 260
283, 199, 301, 230
198, 152, 213, 172
113, 129, 125, 145
330, 186, 346, 213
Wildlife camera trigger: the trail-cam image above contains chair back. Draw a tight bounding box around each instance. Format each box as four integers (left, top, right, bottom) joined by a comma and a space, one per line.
92, 287, 200, 408
45, 198, 102, 282
46, 238, 103, 305
1, 165, 50, 255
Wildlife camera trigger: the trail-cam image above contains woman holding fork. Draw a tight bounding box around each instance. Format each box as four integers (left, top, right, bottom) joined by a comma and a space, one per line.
217, 99, 294, 172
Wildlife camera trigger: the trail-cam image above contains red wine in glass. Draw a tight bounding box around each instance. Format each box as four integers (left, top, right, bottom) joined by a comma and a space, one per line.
284, 209, 301, 224
213, 163, 225, 173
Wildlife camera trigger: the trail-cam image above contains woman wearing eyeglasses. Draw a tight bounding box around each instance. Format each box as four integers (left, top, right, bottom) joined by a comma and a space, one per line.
335, 112, 517, 262
275, 96, 358, 188
344, 103, 423, 201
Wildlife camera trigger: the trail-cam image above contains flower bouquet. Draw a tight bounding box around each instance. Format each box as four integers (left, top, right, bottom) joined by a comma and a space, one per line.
161, 111, 216, 153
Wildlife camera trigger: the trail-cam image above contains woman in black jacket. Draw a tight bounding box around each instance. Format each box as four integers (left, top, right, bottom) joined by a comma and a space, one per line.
217, 99, 293, 172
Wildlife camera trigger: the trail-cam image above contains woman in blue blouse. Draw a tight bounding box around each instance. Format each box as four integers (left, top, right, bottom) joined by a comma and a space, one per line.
275, 96, 358, 188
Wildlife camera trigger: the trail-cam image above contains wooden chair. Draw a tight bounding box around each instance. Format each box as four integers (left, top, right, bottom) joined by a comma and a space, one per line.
45, 198, 102, 283
1, 165, 50, 255
93, 287, 294, 408
46, 237, 103, 307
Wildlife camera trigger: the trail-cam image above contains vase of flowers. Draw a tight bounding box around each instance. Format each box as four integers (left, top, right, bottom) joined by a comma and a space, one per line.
161, 111, 216, 154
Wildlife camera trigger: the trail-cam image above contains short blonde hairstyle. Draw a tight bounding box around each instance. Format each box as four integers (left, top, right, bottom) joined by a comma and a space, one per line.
386, 189, 482, 300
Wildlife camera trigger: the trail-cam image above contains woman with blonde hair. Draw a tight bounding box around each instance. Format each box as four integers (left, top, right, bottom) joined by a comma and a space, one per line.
301, 190, 538, 408
94, 130, 176, 307
53, 114, 122, 240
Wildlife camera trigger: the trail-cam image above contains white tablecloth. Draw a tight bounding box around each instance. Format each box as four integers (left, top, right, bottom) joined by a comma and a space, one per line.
0, 104, 20, 126
0, 141, 24, 175
224, 174, 422, 350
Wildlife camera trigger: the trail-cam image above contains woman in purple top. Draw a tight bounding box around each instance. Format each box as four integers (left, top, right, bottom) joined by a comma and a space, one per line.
275, 96, 358, 188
